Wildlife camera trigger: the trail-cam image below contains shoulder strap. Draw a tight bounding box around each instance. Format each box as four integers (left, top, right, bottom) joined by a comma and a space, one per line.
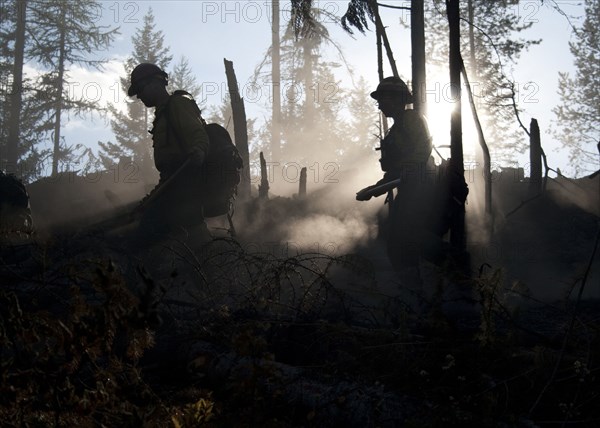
164, 90, 206, 153
170, 90, 202, 116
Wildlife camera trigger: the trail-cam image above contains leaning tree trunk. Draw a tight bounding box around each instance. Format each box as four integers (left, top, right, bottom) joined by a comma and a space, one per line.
447, 0, 467, 255
460, 58, 491, 220
370, 0, 399, 78
224, 59, 251, 199
6, 0, 27, 172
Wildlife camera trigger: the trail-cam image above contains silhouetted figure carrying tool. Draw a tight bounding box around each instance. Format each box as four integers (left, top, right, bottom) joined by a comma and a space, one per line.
356, 77, 468, 289
86, 64, 242, 251
121, 62, 212, 248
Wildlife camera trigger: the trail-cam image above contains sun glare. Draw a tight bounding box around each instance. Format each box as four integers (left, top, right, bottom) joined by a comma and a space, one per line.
421, 80, 479, 164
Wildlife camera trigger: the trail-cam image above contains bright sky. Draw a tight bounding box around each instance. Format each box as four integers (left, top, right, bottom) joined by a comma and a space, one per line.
57, 0, 587, 177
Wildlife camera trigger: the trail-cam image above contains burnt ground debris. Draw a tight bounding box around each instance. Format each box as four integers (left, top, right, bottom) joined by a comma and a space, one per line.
0, 169, 599, 427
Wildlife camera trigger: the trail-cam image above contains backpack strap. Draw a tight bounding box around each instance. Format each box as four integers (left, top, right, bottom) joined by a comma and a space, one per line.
164, 90, 208, 157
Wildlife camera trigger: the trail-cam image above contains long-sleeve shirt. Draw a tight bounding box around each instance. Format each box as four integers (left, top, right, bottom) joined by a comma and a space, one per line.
379, 109, 432, 182
150, 93, 209, 176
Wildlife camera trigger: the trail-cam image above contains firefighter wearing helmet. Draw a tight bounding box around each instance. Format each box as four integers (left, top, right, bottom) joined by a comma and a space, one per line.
357, 77, 441, 283
127, 62, 210, 245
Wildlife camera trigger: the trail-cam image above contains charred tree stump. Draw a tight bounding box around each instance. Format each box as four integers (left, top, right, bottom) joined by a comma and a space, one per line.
224, 58, 251, 200
529, 118, 542, 197
299, 167, 307, 197
258, 151, 269, 200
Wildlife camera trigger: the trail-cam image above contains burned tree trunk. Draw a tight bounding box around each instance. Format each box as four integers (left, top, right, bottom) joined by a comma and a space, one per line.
299, 167, 307, 197
411, 0, 426, 114
224, 58, 251, 199
529, 118, 542, 196
258, 152, 269, 200
447, 0, 467, 256
370, 0, 399, 78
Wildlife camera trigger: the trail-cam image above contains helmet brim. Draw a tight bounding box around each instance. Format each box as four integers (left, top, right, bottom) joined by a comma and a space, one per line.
370, 90, 413, 104
127, 83, 139, 97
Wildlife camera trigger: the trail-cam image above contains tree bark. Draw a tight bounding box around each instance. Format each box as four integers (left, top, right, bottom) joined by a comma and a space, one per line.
529, 118, 542, 196
376, 25, 389, 136
370, 0, 399, 78
271, 0, 281, 162
224, 58, 251, 199
447, 0, 466, 254
299, 166, 307, 197
6, 0, 27, 173
460, 58, 491, 219
51, 3, 67, 176
259, 151, 269, 199
411, 0, 426, 114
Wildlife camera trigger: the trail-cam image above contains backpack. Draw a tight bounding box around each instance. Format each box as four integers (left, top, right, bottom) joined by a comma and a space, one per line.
168, 90, 243, 218
0, 171, 33, 233
201, 122, 243, 217
431, 158, 469, 236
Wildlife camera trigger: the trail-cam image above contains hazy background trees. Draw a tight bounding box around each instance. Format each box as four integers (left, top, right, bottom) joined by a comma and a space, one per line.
0, 0, 117, 179
552, 0, 600, 176
1, 0, 597, 185
97, 8, 171, 181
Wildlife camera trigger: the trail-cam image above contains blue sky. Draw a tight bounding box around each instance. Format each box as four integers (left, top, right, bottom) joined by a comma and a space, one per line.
57, 0, 588, 178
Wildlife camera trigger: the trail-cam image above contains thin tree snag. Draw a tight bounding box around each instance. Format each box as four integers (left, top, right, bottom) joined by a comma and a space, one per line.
376, 26, 389, 136
411, 0, 426, 114
369, 0, 399, 78
259, 152, 269, 200
6, 0, 27, 171
271, 0, 281, 161
224, 58, 251, 199
447, 0, 466, 254
529, 119, 542, 197
460, 57, 491, 219
376, 16, 392, 209
299, 167, 307, 197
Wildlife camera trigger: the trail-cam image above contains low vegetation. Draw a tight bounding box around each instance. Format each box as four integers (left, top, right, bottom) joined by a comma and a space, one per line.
1, 229, 599, 427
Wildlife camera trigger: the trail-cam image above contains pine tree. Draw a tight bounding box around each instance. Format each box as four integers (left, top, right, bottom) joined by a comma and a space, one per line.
329, 0, 540, 165
552, 0, 600, 176
343, 76, 379, 162
98, 8, 172, 181
25, 0, 118, 175
424, 0, 540, 165
1, 1, 113, 179
169, 56, 202, 101
254, 5, 349, 168
0, 3, 51, 177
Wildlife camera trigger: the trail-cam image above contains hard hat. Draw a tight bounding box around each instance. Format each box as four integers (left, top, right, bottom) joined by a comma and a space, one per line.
370, 76, 414, 104
127, 63, 168, 96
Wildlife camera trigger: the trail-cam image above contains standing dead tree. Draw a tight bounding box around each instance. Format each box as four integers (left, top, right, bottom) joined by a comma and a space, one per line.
259, 152, 269, 200
224, 58, 251, 199
529, 119, 543, 196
